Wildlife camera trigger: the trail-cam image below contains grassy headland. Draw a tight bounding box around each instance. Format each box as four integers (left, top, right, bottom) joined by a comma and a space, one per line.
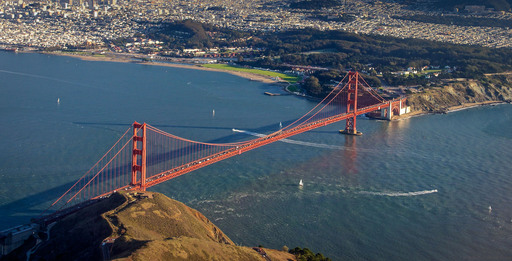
5, 191, 298, 261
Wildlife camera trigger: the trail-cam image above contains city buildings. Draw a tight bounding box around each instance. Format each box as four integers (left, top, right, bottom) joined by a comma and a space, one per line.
1, 0, 511, 50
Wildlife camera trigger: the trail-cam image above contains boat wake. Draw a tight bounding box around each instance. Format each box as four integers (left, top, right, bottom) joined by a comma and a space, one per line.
0, 69, 90, 88
232, 128, 343, 149
358, 189, 438, 197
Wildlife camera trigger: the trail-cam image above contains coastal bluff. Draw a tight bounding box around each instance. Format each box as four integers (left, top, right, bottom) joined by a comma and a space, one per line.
406, 74, 512, 113
4, 191, 295, 261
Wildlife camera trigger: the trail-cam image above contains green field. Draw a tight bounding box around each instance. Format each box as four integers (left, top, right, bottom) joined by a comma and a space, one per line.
202, 64, 300, 83
60, 50, 105, 57
423, 69, 442, 74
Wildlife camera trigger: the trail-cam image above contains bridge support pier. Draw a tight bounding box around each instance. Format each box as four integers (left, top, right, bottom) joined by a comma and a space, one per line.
131, 122, 147, 191
340, 116, 362, 135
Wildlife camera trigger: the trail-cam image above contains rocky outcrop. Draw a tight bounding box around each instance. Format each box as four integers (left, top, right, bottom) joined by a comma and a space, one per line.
406, 75, 512, 112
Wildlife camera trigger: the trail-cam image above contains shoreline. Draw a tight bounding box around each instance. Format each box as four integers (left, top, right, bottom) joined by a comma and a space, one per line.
45, 51, 284, 85
26, 51, 512, 120
444, 100, 508, 113
392, 101, 509, 120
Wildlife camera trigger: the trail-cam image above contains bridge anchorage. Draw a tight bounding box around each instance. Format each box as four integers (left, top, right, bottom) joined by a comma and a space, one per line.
40, 71, 408, 220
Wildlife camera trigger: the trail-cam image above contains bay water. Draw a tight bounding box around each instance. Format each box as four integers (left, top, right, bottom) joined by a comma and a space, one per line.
1, 52, 511, 260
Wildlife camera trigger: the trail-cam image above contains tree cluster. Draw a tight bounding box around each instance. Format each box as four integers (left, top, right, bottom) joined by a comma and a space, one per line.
141, 20, 512, 89
147, 20, 251, 50
302, 70, 381, 97
289, 0, 342, 10
289, 247, 331, 261
245, 28, 512, 78
398, 0, 512, 11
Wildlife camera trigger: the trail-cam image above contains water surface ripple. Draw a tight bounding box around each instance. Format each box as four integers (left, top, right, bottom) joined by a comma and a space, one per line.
1, 52, 511, 260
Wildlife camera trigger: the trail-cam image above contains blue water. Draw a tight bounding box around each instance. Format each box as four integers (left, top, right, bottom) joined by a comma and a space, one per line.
1, 52, 512, 260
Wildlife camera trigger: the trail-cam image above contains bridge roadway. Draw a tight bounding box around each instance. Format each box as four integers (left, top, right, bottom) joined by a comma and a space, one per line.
94, 99, 399, 196
6, 100, 384, 256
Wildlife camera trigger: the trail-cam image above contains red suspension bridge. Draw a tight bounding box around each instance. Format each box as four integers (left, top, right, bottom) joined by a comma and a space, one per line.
43, 72, 407, 217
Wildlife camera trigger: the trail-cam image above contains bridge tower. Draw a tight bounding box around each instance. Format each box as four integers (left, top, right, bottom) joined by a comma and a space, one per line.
131, 122, 147, 191
340, 72, 363, 135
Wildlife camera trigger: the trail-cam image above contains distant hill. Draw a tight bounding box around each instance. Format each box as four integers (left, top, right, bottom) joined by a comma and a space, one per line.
5, 191, 296, 261
289, 0, 512, 11
398, 0, 512, 11
447, 0, 511, 11
289, 0, 343, 10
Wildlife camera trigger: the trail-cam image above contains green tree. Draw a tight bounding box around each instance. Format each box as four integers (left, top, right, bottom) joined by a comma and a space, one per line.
304, 76, 322, 96
289, 247, 331, 261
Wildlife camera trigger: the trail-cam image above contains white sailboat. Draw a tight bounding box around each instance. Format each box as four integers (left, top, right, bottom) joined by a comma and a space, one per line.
279, 122, 282, 129
57, 98, 60, 104
212, 109, 215, 117
299, 179, 303, 187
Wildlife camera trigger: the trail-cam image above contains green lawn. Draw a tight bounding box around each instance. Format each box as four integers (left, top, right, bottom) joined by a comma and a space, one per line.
61, 50, 104, 57
423, 69, 442, 74
202, 64, 300, 83
61, 51, 88, 55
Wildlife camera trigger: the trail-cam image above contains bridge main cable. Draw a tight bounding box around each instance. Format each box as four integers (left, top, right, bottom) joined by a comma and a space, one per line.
43, 71, 403, 218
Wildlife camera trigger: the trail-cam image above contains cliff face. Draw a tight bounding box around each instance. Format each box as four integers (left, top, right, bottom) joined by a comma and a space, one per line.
406, 75, 512, 112
6, 191, 295, 261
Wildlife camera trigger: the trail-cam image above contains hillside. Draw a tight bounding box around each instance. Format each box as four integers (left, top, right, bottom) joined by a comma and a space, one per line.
406, 74, 512, 113
4, 191, 296, 261
443, 0, 512, 11
398, 0, 512, 11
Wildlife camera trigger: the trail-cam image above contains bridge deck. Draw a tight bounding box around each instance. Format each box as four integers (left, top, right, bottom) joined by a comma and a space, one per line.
46, 72, 406, 216
125, 100, 400, 191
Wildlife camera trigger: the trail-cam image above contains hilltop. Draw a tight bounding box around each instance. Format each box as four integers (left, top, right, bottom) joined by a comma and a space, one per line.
4, 191, 296, 261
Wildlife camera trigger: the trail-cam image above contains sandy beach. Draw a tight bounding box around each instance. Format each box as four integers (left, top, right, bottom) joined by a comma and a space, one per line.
443, 100, 506, 113
46, 51, 509, 121
48, 51, 283, 85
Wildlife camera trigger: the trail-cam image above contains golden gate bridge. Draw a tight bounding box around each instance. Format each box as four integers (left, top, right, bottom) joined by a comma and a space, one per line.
41, 71, 406, 220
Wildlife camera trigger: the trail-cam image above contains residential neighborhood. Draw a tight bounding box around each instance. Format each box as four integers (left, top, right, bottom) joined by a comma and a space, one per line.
1, 0, 512, 51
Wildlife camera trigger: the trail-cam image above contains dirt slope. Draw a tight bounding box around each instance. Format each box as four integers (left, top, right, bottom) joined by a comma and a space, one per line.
4, 191, 295, 261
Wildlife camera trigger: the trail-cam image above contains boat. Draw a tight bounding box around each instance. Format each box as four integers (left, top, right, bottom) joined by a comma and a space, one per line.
299, 179, 303, 187
57, 98, 60, 104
